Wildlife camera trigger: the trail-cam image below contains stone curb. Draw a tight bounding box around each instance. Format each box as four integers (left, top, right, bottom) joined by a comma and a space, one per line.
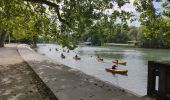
17, 44, 58, 100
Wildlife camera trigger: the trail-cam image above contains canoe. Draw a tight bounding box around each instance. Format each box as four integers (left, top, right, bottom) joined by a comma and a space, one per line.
105, 68, 128, 74
73, 57, 81, 60
112, 61, 127, 65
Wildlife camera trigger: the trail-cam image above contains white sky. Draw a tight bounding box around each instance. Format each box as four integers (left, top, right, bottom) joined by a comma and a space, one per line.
122, 0, 163, 26
109, 0, 140, 26
122, 0, 136, 12
122, 0, 140, 26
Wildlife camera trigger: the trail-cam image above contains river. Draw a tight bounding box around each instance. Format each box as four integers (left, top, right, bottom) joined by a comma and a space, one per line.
36, 44, 170, 96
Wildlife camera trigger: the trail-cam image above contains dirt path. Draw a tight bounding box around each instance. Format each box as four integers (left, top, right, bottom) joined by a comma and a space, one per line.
0, 45, 43, 100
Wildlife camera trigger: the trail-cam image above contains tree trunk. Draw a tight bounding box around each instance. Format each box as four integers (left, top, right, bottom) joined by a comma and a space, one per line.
32, 35, 38, 48
0, 32, 7, 47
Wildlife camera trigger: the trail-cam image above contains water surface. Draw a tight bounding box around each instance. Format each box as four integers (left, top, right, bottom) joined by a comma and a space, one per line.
37, 44, 170, 96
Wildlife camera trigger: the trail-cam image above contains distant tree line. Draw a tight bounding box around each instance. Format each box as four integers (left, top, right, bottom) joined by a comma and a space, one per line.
79, 0, 170, 49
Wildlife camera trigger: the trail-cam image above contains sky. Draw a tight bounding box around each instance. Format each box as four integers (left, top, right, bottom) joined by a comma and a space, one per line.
121, 0, 163, 26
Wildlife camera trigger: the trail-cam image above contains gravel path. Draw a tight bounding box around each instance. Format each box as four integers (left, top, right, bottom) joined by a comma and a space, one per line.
0, 45, 44, 100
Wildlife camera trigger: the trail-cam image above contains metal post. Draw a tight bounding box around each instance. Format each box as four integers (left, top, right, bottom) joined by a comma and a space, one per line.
158, 66, 166, 100
147, 61, 156, 96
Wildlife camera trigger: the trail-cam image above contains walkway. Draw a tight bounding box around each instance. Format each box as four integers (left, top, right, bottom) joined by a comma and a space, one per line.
0, 44, 43, 100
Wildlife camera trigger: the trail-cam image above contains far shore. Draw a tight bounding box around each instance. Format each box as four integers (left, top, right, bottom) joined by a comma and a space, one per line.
103, 43, 135, 47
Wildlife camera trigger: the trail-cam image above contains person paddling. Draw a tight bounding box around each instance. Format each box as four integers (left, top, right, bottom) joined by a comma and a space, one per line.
61, 53, 65, 59
112, 59, 118, 64
75, 55, 79, 58
115, 59, 118, 64
74, 55, 80, 60
112, 64, 117, 69
96, 55, 100, 60
96, 55, 103, 61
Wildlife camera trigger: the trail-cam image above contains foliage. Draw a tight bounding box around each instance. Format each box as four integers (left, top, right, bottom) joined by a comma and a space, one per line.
0, 0, 132, 49
133, 0, 170, 48
0, 0, 54, 47
128, 26, 138, 41
79, 10, 132, 45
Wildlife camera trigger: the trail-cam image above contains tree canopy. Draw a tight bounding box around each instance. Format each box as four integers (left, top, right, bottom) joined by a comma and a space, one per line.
133, 0, 170, 48
0, 0, 133, 48
1, 0, 170, 49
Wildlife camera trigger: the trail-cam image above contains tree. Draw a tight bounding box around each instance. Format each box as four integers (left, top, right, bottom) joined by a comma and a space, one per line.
128, 26, 138, 41
0, 0, 132, 48
162, 1, 170, 18
134, 0, 170, 48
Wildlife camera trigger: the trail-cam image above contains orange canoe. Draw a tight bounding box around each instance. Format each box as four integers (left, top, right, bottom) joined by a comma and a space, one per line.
105, 68, 128, 74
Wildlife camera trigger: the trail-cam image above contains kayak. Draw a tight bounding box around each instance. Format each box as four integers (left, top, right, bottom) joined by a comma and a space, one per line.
105, 68, 128, 74
112, 61, 127, 65
73, 57, 81, 60
96, 58, 103, 61
61, 56, 65, 59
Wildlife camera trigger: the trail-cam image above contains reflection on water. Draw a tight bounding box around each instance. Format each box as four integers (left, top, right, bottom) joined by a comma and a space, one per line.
36, 44, 170, 96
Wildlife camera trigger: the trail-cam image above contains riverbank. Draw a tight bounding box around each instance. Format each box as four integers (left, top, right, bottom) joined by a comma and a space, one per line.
18, 44, 154, 100
0, 44, 154, 100
104, 43, 135, 47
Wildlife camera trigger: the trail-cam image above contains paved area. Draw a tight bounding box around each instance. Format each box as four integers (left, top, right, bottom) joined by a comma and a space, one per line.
18, 44, 155, 100
0, 44, 23, 65
0, 44, 43, 100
